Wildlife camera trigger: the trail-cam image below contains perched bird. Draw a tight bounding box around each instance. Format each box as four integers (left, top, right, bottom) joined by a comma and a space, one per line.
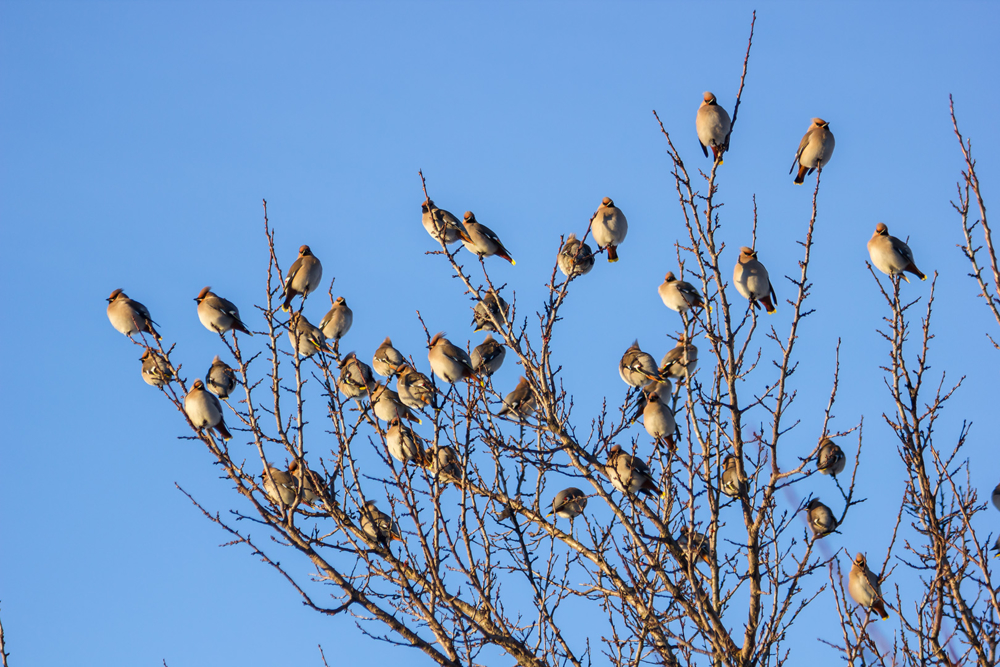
696, 91, 732, 164
281, 245, 322, 311
372, 337, 405, 377
817, 438, 846, 476
360, 500, 403, 543
557, 233, 595, 278
548, 487, 588, 520
790, 118, 835, 184
386, 418, 427, 464
848, 553, 889, 621
206, 355, 238, 399
287, 312, 330, 358
619, 341, 663, 388
806, 498, 837, 538
605, 445, 662, 497
471, 334, 506, 377
261, 465, 296, 506
867, 223, 926, 282
338, 352, 375, 398
590, 197, 628, 262
992, 482, 1000, 512
421, 199, 466, 245
460, 211, 515, 264
498, 377, 537, 419
641, 392, 676, 448
677, 526, 713, 566
107, 289, 161, 340
660, 335, 699, 383
720, 455, 746, 498
428, 333, 477, 384
395, 364, 437, 410
140, 349, 173, 387
733, 247, 777, 314
630, 375, 673, 423
262, 462, 321, 507
472, 290, 511, 333
658, 272, 705, 313
194, 287, 252, 335
287, 459, 323, 505
319, 296, 353, 345
184, 379, 232, 440
427, 445, 462, 479
371, 383, 421, 424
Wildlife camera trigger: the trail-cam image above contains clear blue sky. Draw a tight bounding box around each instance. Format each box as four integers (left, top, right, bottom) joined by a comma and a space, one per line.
2, 2, 998, 665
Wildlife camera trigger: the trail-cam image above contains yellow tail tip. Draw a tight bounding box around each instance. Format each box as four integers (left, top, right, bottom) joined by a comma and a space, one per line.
920, 275, 927, 281
510, 259, 516, 266
717, 159, 724, 166
608, 257, 619, 263
767, 308, 777, 315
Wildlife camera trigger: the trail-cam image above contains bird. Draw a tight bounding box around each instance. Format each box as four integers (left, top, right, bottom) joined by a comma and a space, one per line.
817, 438, 846, 476
605, 445, 662, 497
140, 349, 173, 387
360, 500, 403, 544
428, 333, 477, 384
421, 199, 466, 245
619, 341, 663, 388
287, 459, 324, 505
696, 91, 732, 164
206, 355, 238, 399
641, 392, 676, 448
282, 245, 323, 311
992, 482, 1000, 512
459, 211, 515, 264
993, 535, 1000, 559
590, 197, 628, 262
677, 526, 713, 566
548, 487, 588, 520
386, 417, 427, 464
184, 379, 232, 440
194, 287, 252, 335
471, 334, 506, 377
338, 352, 375, 398
848, 553, 889, 620
660, 335, 699, 383
395, 364, 437, 410
372, 337, 405, 377
472, 290, 511, 333
262, 462, 321, 507
498, 377, 537, 419
107, 289, 161, 340
733, 247, 777, 313
370, 383, 421, 424
659, 272, 705, 313
287, 312, 330, 358
427, 445, 462, 480
261, 465, 296, 506
720, 455, 746, 498
319, 296, 353, 345
867, 223, 926, 282
557, 233, 595, 278
790, 118, 835, 184
806, 498, 837, 538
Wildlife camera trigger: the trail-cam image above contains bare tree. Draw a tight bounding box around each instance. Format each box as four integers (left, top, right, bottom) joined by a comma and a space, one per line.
102, 16, 999, 667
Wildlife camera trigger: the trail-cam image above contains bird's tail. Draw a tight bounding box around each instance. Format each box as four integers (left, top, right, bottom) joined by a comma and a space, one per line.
607, 245, 619, 263
216, 421, 233, 441
794, 164, 809, 185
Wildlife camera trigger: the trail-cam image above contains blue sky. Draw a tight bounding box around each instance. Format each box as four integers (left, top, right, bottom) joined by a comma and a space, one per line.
2, 2, 998, 665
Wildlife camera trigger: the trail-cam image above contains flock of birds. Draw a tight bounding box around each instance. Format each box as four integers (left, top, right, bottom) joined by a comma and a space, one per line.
105, 91, 995, 627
